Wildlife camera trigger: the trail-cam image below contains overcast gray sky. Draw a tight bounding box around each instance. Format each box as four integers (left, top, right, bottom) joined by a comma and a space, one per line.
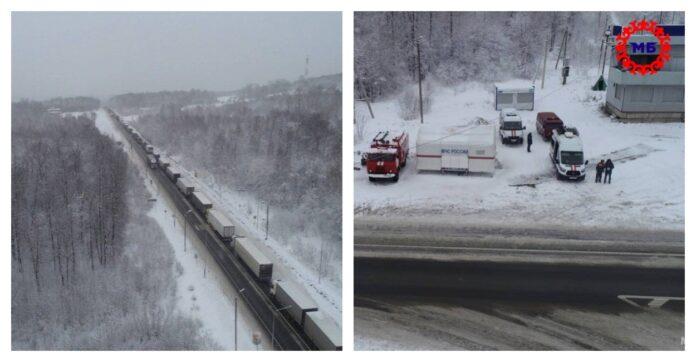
12, 12, 341, 101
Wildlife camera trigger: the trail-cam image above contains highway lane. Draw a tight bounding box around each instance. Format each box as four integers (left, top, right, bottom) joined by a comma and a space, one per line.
354, 216, 684, 350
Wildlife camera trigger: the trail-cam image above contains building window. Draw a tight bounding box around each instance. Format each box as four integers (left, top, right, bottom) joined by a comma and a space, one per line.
662, 86, 685, 102
517, 92, 533, 103
498, 93, 513, 104
629, 86, 654, 102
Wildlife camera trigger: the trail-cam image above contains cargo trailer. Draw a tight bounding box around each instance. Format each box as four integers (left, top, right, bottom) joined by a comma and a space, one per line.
176, 177, 195, 196
207, 208, 234, 240
272, 281, 318, 327
158, 156, 171, 168
165, 166, 182, 182
416, 124, 496, 174
235, 238, 273, 283
145, 144, 154, 154
190, 191, 213, 214
303, 311, 342, 350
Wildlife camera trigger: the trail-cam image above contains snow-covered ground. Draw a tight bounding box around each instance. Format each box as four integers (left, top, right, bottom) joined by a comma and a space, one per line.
95, 109, 271, 350
354, 68, 684, 230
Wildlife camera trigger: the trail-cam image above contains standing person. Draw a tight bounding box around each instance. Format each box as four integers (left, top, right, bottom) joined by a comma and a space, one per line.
604, 158, 614, 184
527, 132, 533, 152
595, 159, 605, 183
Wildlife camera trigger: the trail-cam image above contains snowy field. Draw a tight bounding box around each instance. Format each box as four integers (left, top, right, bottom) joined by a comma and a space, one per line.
95, 110, 272, 350
354, 68, 684, 230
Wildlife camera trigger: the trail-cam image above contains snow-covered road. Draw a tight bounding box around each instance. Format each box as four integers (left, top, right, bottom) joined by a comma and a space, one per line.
95, 109, 271, 350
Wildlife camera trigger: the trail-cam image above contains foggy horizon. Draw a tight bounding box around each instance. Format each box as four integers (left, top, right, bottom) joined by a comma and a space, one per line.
12, 12, 341, 101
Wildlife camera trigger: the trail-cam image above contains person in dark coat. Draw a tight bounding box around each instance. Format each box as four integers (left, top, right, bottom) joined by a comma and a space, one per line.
527, 132, 533, 152
595, 159, 605, 183
604, 159, 614, 184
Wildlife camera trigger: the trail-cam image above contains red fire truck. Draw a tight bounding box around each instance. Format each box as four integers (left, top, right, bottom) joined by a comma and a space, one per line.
365, 131, 409, 182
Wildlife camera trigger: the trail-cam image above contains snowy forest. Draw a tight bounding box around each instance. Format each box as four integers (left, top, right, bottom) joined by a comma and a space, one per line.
11, 102, 214, 349
114, 74, 343, 282
109, 90, 218, 113
354, 11, 686, 100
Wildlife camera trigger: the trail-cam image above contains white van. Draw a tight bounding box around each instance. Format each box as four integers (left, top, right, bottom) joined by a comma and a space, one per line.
549, 128, 588, 181
498, 108, 526, 145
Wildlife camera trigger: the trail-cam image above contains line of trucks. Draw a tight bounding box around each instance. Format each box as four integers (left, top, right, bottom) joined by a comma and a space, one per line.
362, 109, 588, 182
107, 109, 341, 351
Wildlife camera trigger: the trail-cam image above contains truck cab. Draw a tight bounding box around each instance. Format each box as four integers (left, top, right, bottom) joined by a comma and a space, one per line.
365, 131, 409, 182
498, 108, 526, 145
549, 128, 588, 181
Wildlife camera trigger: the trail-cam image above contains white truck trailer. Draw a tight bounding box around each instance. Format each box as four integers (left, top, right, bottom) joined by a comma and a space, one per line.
236, 238, 273, 283
165, 165, 182, 181
176, 177, 195, 196
304, 311, 342, 350
190, 191, 213, 214
207, 208, 234, 241
416, 124, 496, 174
273, 280, 319, 327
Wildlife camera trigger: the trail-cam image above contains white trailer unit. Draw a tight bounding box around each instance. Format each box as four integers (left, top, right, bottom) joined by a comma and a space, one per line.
416, 124, 496, 174
236, 238, 273, 283
494, 84, 535, 111
207, 208, 234, 240
165, 166, 181, 181
304, 311, 342, 350
145, 144, 154, 154
176, 177, 195, 196
273, 281, 318, 327
158, 156, 171, 168
191, 191, 213, 214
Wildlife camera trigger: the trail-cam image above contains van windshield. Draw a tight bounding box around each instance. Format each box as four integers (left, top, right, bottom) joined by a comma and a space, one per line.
502, 121, 523, 129
560, 151, 583, 165
367, 153, 396, 162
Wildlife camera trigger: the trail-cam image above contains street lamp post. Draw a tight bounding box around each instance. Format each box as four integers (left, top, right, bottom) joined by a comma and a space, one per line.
235, 288, 246, 351
184, 209, 192, 252
271, 305, 292, 350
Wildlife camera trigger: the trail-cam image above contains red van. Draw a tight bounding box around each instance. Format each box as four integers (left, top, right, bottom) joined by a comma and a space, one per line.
536, 112, 564, 140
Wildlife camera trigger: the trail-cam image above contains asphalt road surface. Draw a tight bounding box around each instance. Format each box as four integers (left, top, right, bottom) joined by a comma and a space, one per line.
354, 217, 684, 350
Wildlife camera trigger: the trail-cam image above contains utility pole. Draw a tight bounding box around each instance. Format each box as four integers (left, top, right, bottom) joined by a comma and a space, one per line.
265, 203, 269, 240
234, 297, 238, 351
318, 239, 325, 284
416, 37, 424, 124
555, 30, 567, 70
541, 39, 549, 89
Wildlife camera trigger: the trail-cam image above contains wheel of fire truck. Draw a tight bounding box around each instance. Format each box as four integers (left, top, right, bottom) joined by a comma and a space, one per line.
578, 175, 586, 182
393, 173, 399, 182
368, 176, 376, 182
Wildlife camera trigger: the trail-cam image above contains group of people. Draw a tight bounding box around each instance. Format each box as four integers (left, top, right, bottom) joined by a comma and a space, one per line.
595, 159, 615, 184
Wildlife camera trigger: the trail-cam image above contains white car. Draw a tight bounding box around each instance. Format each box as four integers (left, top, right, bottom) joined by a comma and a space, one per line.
498, 108, 526, 145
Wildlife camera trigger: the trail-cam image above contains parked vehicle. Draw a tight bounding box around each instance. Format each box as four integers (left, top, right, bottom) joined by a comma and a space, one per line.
147, 155, 157, 169
549, 128, 588, 181
536, 112, 564, 140
176, 177, 195, 196
365, 131, 409, 182
236, 238, 273, 283
207, 208, 234, 241
158, 156, 171, 168
273, 281, 318, 327
190, 190, 213, 214
417, 123, 496, 174
165, 165, 182, 182
498, 108, 526, 145
304, 311, 342, 351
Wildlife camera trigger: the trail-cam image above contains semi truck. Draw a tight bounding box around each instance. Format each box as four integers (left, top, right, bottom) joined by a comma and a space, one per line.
207, 208, 234, 241
236, 238, 273, 283
273, 281, 319, 327
365, 131, 409, 182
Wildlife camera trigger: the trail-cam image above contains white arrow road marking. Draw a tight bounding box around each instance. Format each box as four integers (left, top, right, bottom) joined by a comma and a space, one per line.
617, 295, 684, 309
